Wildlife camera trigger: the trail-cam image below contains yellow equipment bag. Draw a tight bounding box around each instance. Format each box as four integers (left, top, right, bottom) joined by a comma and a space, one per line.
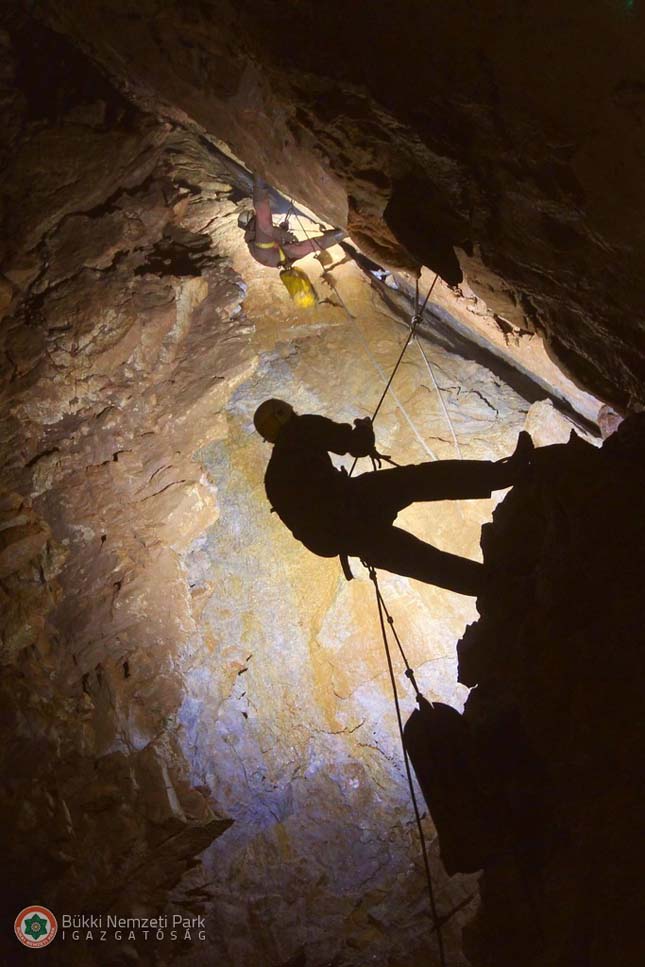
279, 267, 317, 309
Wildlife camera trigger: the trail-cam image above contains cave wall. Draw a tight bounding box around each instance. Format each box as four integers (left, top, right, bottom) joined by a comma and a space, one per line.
172, 251, 535, 966
0, 17, 252, 956
456, 418, 645, 967
30, 0, 645, 410
0, 15, 503, 961
0, 5, 635, 967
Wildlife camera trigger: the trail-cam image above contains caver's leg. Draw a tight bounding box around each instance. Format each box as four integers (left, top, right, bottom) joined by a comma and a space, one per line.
350, 457, 522, 520
355, 525, 484, 597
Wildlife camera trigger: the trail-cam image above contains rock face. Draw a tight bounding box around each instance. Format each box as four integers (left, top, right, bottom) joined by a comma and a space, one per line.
0, 14, 249, 960
0, 5, 638, 967
32, 0, 645, 409
453, 417, 645, 966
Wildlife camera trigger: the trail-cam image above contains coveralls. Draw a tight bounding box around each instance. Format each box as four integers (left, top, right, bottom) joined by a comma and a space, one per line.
246, 180, 341, 268
264, 414, 519, 596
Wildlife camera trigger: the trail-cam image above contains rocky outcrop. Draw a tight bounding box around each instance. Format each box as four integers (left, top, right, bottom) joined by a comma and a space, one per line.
452, 416, 645, 966
0, 15, 250, 957
29, 0, 645, 409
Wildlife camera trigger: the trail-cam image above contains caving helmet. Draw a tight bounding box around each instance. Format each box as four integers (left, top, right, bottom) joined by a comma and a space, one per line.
253, 399, 295, 443
237, 210, 254, 230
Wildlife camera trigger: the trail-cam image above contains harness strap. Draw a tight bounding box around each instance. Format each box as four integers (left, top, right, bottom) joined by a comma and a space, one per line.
255, 240, 287, 263
339, 553, 354, 581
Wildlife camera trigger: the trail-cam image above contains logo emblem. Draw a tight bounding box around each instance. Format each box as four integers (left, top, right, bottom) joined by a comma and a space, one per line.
14, 906, 58, 948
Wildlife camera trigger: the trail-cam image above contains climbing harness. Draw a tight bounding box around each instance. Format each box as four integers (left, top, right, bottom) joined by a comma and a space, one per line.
254, 203, 318, 308
255, 239, 288, 264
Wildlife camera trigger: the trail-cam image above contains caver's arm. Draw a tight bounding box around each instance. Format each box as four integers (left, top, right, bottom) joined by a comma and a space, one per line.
290, 414, 375, 458
253, 176, 275, 237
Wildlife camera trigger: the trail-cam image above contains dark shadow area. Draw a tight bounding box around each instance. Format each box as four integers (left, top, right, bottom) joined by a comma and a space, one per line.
384, 172, 468, 286
404, 413, 645, 966
134, 225, 218, 277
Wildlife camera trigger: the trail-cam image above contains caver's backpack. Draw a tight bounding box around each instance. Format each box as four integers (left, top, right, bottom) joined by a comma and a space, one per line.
280, 266, 317, 309
403, 697, 499, 875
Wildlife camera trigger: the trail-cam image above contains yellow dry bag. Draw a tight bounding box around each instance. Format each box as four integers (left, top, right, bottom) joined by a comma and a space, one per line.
279, 267, 317, 309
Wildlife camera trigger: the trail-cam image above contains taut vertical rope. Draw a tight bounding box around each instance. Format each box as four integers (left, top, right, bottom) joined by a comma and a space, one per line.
369, 567, 447, 967
289, 197, 450, 963
348, 273, 439, 476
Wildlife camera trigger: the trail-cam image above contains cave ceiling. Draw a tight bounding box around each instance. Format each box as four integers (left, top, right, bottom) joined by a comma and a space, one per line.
28, 0, 645, 410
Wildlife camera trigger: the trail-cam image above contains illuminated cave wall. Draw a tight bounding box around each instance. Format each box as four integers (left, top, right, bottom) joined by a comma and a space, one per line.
32, 0, 645, 411
175, 248, 598, 967
1, 5, 636, 967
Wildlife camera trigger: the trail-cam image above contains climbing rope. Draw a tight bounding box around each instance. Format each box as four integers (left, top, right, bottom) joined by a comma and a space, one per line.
371, 277, 432, 425
347, 318, 439, 470
264, 182, 459, 465
415, 335, 463, 459
348, 274, 439, 476
290, 206, 320, 247
281, 197, 296, 232
289, 209, 439, 464
290, 206, 445, 470
289, 198, 452, 964
368, 566, 447, 967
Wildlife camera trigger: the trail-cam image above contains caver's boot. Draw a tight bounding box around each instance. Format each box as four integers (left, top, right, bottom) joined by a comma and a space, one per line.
503, 430, 534, 480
